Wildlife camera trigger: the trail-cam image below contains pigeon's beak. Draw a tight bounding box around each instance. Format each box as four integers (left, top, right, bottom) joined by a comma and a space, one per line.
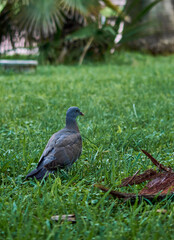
80, 112, 84, 116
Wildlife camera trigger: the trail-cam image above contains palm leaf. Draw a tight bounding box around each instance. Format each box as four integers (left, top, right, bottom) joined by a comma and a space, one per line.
66, 22, 116, 44
62, 0, 101, 15
66, 23, 97, 40
132, 0, 162, 24
16, 0, 64, 38
120, 22, 150, 43
121, 0, 162, 44
123, 0, 162, 24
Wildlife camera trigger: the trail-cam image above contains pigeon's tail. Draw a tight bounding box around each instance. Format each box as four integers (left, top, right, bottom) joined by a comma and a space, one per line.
26, 167, 50, 180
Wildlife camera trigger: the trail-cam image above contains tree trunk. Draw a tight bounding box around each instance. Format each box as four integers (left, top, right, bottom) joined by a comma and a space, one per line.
125, 0, 174, 54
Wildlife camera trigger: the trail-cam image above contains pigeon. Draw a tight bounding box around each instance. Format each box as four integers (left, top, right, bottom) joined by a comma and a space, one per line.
26, 106, 84, 180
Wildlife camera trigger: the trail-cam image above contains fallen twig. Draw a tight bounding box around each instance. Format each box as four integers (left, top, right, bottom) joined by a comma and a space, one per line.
94, 184, 135, 199
94, 184, 172, 202
141, 149, 173, 172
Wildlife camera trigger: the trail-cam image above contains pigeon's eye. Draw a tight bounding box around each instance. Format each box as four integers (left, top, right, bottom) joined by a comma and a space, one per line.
76, 110, 79, 112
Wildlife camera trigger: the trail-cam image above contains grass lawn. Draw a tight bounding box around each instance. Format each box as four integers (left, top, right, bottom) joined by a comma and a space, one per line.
0, 51, 174, 239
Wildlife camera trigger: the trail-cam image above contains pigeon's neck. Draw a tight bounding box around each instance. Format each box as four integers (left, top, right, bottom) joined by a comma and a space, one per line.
66, 117, 79, 132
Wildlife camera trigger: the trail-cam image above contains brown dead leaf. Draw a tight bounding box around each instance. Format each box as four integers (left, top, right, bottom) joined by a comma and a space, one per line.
139, 173, 174, 195
120, 169, 159, 187
95, 150, 174, 202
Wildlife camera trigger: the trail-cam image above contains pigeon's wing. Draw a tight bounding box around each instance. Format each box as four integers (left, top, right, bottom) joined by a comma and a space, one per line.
44, 132, 82, 170
37, 129, 67, 168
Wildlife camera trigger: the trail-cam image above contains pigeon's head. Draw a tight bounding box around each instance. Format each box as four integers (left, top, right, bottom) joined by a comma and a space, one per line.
66, 107, 84, 120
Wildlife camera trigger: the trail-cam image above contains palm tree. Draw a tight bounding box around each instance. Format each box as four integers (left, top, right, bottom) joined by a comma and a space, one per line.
0, 0, 161, 63
0, 1, 109, 56
1, 0, 126, 62
0, 0, 123, 41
